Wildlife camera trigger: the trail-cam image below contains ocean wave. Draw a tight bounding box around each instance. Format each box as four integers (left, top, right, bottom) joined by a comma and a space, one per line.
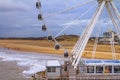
0, 51, 62, 77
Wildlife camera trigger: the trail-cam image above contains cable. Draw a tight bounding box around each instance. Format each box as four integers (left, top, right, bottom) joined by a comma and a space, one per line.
72, 2, 102, 60
72, 1, 105, 68
35, 0, 72, 52
70, 3, 98, 56
55, 3, 97, 38
36, 0, 97, 53
106, 2, 116, 60
106, 2, 120, 39
110, 2, 120, 28
44, 0, 96, 18
92, 15, 101, 59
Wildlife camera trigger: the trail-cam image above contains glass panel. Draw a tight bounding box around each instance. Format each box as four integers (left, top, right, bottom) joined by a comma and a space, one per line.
104, 66, 112, 73
114, 66, 120, 73
52, 67, 56, 72
96, 66, 103, 73
87, 66, 94, 73
47, 67, 51, 72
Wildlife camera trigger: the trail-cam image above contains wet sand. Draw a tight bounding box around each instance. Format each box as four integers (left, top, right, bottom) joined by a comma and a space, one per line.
0, 61, 30, 80
0, 49, 63, 80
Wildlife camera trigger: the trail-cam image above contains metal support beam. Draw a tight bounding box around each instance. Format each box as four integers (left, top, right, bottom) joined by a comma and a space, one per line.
72, 2, 102, 66
106, 2, 120, 38
71, 3, 102, 60
72, 1, 105, 69
110, 1, 120, 23
105, 2, 118, 59
92, 22, 101, 59
72, 3, 102, 65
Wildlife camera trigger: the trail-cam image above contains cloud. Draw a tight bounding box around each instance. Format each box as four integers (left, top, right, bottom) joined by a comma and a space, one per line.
0, 0, 119, 37
0, 0, 30, 12
63, 19, 90, 26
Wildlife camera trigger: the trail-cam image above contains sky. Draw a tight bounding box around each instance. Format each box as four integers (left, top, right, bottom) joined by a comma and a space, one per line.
0, 0, 119, 37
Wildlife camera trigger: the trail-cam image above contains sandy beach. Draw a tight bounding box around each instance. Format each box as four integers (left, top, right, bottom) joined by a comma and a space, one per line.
0, 39, 120, 80
0, 61, 29, 80
0, 49, 63, 80
0, 39, 120, 59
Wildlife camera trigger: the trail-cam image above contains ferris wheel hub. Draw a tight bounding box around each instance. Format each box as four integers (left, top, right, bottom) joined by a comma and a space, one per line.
97, 0, 112, 3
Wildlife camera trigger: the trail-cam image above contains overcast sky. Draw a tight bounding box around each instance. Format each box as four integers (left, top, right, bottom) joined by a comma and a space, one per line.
0, 0, 119, 37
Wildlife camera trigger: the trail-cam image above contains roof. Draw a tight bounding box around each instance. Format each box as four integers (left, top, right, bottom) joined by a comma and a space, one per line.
46, 60, 61, 67
82, 59, 120, 66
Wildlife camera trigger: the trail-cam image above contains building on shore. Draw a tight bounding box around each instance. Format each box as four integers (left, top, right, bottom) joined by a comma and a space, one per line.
33, 59, 120, 80
99, 30, 120, 44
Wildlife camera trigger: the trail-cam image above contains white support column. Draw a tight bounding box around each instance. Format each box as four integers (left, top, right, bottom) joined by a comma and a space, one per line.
92, 22, 101, 59
112, 65, 114, 74
103, 65, 105, 74
73, 1, 105, 69
94, 65, 96, 74
72, 3, 102, 65
71, 3, 101, 59
110, 1, 120, 23
106, 2, 120, 59
110, 1, 120, 39
106, 2, 120, 36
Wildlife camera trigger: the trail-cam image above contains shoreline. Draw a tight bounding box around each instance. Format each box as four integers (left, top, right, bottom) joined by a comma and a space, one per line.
0, 40, 120, 59
0, 44, 120, 60
0, 43, 64, 55
0, 61, 29, 80
0, 49, 64, 80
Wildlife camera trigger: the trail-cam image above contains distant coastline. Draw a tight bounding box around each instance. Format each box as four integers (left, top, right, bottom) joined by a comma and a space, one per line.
0, 35, 120, 59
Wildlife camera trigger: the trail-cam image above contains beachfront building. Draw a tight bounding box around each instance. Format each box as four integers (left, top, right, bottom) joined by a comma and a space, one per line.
99, 30, 120, 44
46, 60, 61, 80
81, 59, 120, 74
35, 59, 120, 80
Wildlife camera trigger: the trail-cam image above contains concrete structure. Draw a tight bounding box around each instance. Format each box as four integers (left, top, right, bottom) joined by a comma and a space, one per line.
81, 59, 120, 74
99, 30, 120, 44
46, 60, 61, 79
35, 59, 120, 80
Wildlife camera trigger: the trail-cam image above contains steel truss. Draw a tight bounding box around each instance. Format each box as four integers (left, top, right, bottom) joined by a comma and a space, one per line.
72, 0, 120, 69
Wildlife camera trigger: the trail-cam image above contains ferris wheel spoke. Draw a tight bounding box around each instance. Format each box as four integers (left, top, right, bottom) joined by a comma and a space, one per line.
36, 0, 67, 51
55, 3, 97, 38
106, 2, 120, 60
71, 3, 97, 56
110, 2, 120, 23
73, 1, 105, 68
92, 18, 101, 59
110, 39, 116, 60
35, 0, 120, 69
44, 0, 96, 18
106, 2, 120, 38
72, 2, 102, 63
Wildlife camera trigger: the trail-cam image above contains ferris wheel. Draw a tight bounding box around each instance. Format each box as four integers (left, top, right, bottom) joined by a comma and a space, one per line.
36, 0, 120, 69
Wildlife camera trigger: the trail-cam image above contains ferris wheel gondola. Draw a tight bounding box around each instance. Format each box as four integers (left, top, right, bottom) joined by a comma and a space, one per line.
42, 24, 47, 31
54, 43, 60, 50
64, 50, 69, 58
38, 14, 43, 20
36, 1, 41, 9
47, 35, 53, 41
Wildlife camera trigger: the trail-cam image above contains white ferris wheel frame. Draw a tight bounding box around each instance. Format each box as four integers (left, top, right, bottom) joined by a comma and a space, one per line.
72, 0, 120, 69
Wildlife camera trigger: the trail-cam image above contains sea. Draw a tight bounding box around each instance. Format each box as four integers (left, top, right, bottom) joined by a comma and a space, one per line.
0, 48, 63, 80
